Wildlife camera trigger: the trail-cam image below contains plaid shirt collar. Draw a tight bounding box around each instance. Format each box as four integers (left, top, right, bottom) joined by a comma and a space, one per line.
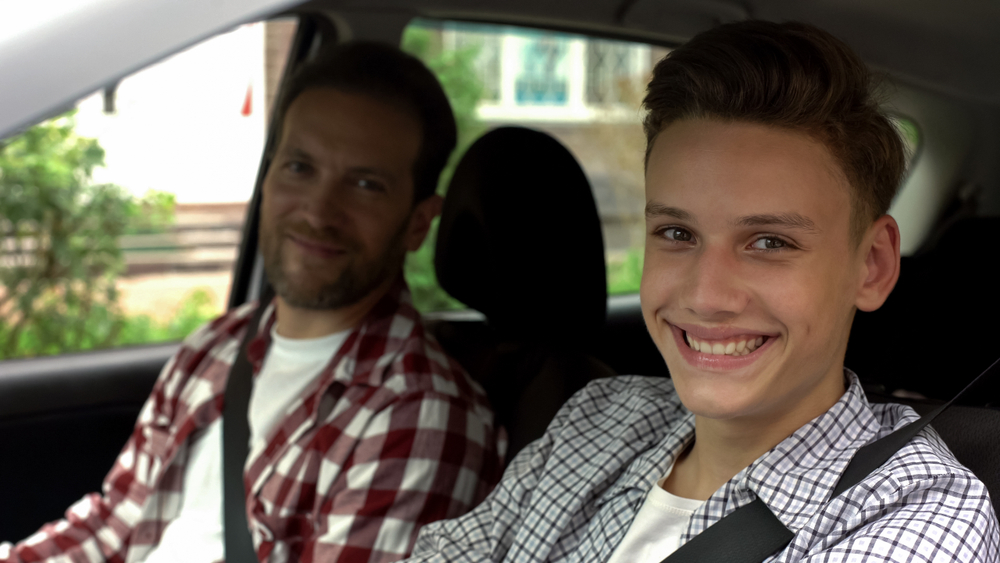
591, 371, 882, 541
245, 275, 412, 385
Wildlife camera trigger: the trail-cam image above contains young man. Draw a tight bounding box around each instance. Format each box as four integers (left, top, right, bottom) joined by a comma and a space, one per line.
404, 21, 998, 562
0, 43, 502, 563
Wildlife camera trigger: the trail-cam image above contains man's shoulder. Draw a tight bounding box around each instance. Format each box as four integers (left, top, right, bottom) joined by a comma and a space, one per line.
379, 314, 490, 405
157, 301, 258, 390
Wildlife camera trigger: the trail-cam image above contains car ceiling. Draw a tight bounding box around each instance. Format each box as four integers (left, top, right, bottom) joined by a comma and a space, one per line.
308, 0, 1000, 106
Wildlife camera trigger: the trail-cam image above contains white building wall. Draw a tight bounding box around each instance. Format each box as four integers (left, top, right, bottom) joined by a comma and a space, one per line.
75, 23, 267, 204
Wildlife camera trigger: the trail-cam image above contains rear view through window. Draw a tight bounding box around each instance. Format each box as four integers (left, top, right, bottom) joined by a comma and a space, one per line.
402, 19, 667, 301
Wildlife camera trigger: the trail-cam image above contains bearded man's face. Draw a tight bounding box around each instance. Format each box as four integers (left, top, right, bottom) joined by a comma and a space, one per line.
259, 88, 425, 309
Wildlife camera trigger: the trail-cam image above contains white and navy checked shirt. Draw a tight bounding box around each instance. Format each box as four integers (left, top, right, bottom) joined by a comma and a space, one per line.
407, 371, 999, 562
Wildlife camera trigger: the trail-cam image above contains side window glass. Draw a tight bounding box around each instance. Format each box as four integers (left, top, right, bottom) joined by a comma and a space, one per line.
0, 18, 298, 360
402, 19, 666, 310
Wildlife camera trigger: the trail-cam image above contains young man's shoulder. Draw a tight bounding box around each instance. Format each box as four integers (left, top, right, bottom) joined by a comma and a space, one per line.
864, 401, 991, 505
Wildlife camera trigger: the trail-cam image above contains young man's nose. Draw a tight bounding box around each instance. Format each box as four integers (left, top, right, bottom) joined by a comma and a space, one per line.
678, 245, 749, 319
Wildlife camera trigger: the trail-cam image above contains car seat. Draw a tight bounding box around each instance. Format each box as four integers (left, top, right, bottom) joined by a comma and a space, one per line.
430, 126, 616, 463
847, 215, 1000, 513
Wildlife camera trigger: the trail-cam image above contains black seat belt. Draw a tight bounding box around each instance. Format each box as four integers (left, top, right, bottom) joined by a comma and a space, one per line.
662, 354, 1000, 563
223, 283, 274, 563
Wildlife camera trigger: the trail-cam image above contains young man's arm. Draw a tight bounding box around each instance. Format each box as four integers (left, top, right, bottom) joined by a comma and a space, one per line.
301, 391, 505, 563
397, 379, 595, 563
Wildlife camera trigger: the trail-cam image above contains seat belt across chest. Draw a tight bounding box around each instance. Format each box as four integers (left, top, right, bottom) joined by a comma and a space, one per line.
222, 284, 274, 563
661, 354, 1000, 563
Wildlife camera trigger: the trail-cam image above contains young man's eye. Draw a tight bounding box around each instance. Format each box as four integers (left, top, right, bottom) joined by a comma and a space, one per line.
750, 236, 788, 251
660, 226, 694, 242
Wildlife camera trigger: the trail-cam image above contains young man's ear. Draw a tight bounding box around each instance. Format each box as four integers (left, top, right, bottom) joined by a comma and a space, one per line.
405, 193, 443, 252
855, 214, 901, 312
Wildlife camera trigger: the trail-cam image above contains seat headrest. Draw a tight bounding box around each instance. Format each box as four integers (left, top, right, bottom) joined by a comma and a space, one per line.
847, 216, 1000, 402
435, 127, 607, 345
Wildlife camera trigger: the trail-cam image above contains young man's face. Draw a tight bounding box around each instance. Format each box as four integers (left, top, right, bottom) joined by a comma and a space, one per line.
641, 118, 867, 424
259, 88, 438, 310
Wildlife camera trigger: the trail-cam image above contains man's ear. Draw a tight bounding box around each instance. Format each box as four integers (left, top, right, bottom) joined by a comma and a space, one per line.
404, 194, 443, 252
855, 214, 901, 312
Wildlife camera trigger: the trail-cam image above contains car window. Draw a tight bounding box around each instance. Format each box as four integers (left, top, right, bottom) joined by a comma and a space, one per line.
0, 18, 298, 360
401, 18, 666, 307
400, 20, 932, 309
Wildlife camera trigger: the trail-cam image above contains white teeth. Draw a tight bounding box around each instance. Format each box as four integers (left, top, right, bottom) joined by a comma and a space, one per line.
685, 334, 767, 357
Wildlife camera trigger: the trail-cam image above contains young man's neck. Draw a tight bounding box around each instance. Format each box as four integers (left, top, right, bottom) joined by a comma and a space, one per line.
273, 277, 396, 339
664, 369, 847, 501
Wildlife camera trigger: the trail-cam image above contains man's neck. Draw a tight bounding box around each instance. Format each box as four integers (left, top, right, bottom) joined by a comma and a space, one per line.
664, 370, 846, 501
273, 278, 396, 339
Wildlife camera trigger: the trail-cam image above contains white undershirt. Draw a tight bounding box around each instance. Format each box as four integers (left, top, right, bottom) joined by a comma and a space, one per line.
606, 464, 705, 563
142, 327, 348, 563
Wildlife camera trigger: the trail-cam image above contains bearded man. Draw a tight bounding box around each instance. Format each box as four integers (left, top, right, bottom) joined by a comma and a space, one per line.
0, 42, 502, 563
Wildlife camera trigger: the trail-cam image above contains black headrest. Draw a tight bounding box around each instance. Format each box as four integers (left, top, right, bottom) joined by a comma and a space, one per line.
848, 216, 1000, 403
435, 127, 607, 345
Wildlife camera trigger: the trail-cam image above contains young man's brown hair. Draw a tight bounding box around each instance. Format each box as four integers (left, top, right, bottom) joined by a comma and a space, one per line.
642, 20, 906, 243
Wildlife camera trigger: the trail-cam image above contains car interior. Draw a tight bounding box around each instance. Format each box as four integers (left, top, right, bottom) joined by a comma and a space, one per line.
1, 0, 999, 545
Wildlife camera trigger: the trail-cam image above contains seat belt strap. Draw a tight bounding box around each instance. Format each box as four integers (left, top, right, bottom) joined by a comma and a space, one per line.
223, 285, 273, 563
662, 354, 1000, 563
832, 354, 999, 497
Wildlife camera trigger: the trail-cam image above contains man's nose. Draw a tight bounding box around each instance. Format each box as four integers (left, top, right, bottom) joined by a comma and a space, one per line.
679, 244, 749, 320
300, 176, 346, 228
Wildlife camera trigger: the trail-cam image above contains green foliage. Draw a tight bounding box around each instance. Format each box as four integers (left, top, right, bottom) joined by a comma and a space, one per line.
126, 189, 177, 234
607, 248, 644, 295
0, 289, 219, 359
116, 289, 219, 346
401, 25, 487, 313
0, 112, 133, 359
0, 113, 185, 360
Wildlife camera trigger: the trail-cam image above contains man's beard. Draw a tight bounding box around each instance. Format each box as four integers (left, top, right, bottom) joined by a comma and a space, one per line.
262, 219, 409, 310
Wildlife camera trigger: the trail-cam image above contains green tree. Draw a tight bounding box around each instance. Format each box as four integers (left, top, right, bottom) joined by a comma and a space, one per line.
0, 113, 134, 359
401, 24, 486, 312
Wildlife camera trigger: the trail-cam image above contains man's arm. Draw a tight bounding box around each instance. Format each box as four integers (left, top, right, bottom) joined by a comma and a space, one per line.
0, 309, 242, 563
302, 390, 507, 563
0, 364, 176, 563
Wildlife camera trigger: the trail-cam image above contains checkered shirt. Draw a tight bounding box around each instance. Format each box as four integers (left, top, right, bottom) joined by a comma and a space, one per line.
0, 278, 503, 563
407, 371, 999, 562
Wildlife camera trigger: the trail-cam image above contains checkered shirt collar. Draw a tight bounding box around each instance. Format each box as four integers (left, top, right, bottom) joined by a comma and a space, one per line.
687, 371, 880, 538
591, 371, 882, 541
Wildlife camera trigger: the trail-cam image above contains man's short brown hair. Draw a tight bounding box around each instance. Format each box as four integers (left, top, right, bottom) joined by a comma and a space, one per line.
275, 41, 456, 204
642, 21, 906, 242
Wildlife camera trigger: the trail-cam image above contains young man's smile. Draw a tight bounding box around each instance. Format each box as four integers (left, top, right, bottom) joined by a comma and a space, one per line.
641, 118, 863, 426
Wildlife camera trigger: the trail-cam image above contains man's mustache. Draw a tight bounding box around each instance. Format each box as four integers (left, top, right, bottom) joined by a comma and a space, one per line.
281, 222, 361, 252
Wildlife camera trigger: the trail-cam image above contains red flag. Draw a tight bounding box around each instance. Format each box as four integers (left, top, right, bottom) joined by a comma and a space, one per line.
241, 84, 252, 116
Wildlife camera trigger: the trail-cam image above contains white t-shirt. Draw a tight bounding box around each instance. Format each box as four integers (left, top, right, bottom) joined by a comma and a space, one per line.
142, 326, 348, 563
606, 465, 705, 563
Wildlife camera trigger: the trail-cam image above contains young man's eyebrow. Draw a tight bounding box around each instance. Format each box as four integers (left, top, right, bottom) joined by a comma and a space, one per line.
733, 213, 818, 232
645, 202, 693, 221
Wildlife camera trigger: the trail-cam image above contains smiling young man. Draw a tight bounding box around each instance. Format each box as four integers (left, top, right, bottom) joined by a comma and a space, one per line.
403, 21, 998, 562
0, 43, 502, 563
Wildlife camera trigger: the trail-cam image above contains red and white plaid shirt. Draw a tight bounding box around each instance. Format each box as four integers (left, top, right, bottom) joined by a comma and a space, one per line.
0, 279, 503, 563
